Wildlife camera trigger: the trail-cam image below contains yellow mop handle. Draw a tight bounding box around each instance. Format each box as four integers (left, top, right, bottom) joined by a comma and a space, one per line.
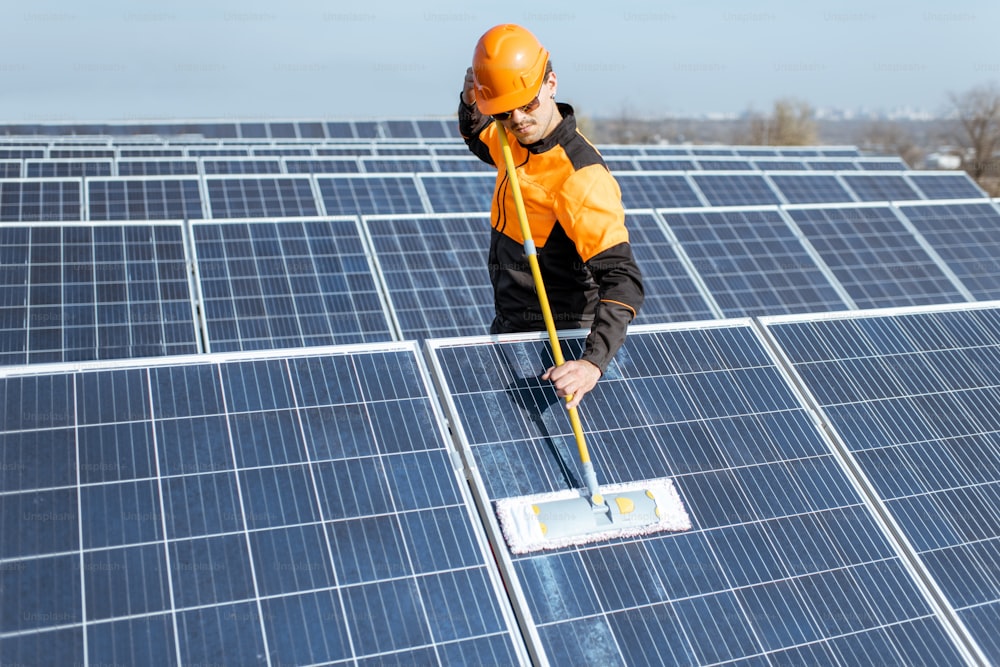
496, 121, 593, 467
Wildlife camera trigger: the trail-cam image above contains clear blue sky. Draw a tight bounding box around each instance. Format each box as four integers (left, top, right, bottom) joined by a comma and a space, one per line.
1, 0, 997, 122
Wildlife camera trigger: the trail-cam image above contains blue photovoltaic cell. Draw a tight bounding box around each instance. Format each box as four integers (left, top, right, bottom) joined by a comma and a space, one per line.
624, 212, 716, 323
0, 180, 81, 221
908, 173, 987, 200
421, 174, 494, 213
192, 218, 394, 351
433, 158, 494, 173
0, 224, 199, 365
634, 159, 697, 171
898, 202, 1000, 300
752, 160, 808, 171
206, 177, 318, 218
284, 158, 360, 174
805, 161, 858, 171
359, 157, 436, 173
616, 173, 704, 209
768, 174, 856, 204
26, 161, 112, 178
317, 176, 426, 215
0, 345, 525, 666
188, 148, 249, 157
787, 206, 966, 308
0, 161, 20, 178
117, 160, 200, 176
202, 159, 282, 175
695, 160, 753, 171
843, 174, 922, 202
856, 159, 908, 171
429, 325, 967, 666
691, 173, 782, 206
661, 209, 848, 316
251, 148, 312, 157
765, 306, 1000, 663
364, 215, 494, 340
88, 179, 203, 221
50, 149, 115, 159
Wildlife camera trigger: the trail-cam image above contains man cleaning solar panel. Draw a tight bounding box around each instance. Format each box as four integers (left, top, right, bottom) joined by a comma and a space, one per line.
458, 24, 690, 553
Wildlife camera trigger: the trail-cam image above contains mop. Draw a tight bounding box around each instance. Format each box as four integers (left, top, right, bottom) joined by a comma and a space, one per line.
492, 121, 691, 554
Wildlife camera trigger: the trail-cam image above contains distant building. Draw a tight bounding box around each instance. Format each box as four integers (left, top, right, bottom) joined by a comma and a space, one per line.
923, 152, 962, 169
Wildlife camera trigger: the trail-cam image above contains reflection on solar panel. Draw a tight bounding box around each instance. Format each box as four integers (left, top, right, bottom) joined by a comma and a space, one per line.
364, 214, 493, 340
25, 161, 112, 178
192, 218, 394, 351
764, 304, 1000, 664
0, 343, 527, 666
428, 324, 969, 666
661, 208, 849, 316
0, 180, 82, 221
786, 205, 967, 308
206, 177, 317, 218
117, 160, 199, 176
768, 174, 855, 204
88, 178, 203, 221
420, 174, 494, 213
908, 173, 987, 200
843, 174, 922, 202
616, 173, 704, 209
898, 201, 1000, 300
0, 223, 199, 365
624, 212, 717, 323
317, 175, 426, 215
691, 173, 782, 206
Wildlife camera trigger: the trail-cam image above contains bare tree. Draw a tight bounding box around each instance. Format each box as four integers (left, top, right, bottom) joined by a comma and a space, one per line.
859, 120, 923, 167
742, 98, 818, 146
949, 82, 1000, 183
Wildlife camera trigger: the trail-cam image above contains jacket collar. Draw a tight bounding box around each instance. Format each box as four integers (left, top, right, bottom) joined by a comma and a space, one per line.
520, 103, 576, 154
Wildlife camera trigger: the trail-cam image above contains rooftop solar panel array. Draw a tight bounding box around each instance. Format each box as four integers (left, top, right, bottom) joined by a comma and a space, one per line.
2, 121, 999, 666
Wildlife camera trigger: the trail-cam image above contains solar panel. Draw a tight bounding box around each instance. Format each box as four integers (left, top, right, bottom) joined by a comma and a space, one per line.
0, 160, 21, 178
805, 160, 858, 171
767, 173, 856, 204
690, 173, 783, 206
695, 159, 754, 171
897, 201, 1000, 300
359, 157, 437, 173
283, 157, 359, 174
316, 175, 427, 215
188, 148, 250, 157
843, 174, 922, 202
907, 173, 987, 200
634, 158, 698, 171
751, 159, 808, 171
660, 207, 850, 316
0, 179, 82, 221
616, 172, 705, 209
25, 160, 112, 178
363, 214, 494, 340
317, 146, 373, 156
0, 149, 44, 159
822, 148, 861, 158
50, 149, 115, 159
427, 323, 971, 666
785, 205, 968, 308
88, 178, 204, 221
0, 342, 528, 666
0, 222, 200, 365
202, 159, 283, 175
416, 119, 453, 139
623, 211, 717, 323
419, 174, 494, 214
762, 304, 1000, 664
856, 158, 909, 171
433, 157, 494, 173
190, 217, 394, 351
251, 147, 312, 157
117, 159, 200, 176
205, 177, 318, 218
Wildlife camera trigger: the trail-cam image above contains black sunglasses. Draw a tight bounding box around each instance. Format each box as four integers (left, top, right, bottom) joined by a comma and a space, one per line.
491, 95, 542, 121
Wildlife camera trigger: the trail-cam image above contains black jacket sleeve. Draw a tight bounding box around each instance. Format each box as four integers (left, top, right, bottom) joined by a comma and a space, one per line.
580, 242, 644, 373
457, 95, 494, 166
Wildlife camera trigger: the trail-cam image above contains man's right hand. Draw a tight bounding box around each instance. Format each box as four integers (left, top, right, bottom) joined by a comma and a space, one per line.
462, 67, 476, 107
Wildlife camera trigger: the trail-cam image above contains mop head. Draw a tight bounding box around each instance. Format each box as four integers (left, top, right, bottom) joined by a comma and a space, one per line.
495, 478, 691, 555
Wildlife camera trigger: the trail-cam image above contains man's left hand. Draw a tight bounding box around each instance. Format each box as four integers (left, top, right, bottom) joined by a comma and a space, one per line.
541, 359, 602, 410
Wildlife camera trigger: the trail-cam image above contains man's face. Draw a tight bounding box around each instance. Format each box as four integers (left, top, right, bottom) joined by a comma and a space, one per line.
498, 73, 560, 145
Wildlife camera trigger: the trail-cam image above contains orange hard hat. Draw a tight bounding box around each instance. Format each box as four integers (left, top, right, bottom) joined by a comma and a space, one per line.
471, 24, 550, 117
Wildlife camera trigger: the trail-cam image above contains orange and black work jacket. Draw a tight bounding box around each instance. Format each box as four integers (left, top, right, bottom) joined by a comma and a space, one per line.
459, 100, 644, 373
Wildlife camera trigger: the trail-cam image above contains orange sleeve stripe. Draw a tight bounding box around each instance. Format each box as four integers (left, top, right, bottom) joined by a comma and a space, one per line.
600, 299, 636, 319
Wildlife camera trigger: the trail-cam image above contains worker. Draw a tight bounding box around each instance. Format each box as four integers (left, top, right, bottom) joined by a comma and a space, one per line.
459, 23, 644, 410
